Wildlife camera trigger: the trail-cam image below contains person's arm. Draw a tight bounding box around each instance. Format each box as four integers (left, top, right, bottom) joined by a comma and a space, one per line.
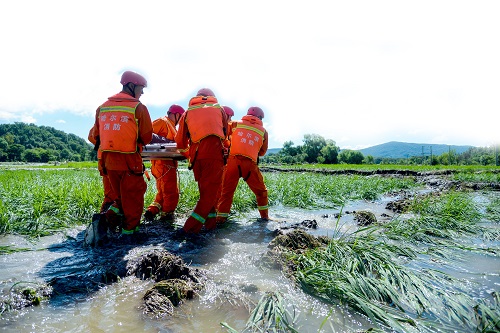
175, 113, 190, 157
150, 133, 174, 144
259, 130, 269, 156
90, 108, 101, 150
137, 104, 153, 145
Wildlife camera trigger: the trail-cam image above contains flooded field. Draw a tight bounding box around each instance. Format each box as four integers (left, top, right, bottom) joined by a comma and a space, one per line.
0, 167, 499, 332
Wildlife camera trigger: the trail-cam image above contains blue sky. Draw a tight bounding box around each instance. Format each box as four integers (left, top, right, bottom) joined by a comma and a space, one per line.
1, 0, 499, 149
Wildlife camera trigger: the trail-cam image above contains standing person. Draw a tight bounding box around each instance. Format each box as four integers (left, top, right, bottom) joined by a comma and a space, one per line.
175, 88, 228, 234
144, 104, 185, 224
216, 107, 269, 224
90, 70, 153, 241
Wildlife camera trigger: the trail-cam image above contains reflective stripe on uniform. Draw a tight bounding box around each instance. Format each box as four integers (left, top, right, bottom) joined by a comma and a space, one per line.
109, 206, 121, 214
121, 228, 134, 235
150, 202, 162, 210
190, 212, 206, 224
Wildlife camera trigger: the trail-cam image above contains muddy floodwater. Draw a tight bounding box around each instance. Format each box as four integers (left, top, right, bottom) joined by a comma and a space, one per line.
1, 189, 499, 332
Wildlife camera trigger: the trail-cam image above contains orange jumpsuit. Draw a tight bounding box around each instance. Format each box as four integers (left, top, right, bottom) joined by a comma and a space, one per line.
175, 96, 228, 233
217, 115, 269, 221
91, 91, 153, 233
146, 116, 179, 218
88, 127, 116, 213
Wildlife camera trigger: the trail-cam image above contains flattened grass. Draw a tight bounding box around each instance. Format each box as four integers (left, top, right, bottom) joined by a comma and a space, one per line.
294, 191, 500, 332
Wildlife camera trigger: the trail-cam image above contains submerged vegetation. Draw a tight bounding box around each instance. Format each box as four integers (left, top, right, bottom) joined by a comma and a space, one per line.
0, 163, 499, 332
289, 191, 500, 332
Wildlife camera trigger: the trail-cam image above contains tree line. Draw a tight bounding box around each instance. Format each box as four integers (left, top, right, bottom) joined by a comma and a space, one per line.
0, 123, 94, 162
0, 125, 498, 166
261, 134, 500, 166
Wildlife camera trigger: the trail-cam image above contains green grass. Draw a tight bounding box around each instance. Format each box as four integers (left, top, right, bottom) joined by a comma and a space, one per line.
293, 191, 500, 332
0, 169, 102, 236
229, 172, 416, 215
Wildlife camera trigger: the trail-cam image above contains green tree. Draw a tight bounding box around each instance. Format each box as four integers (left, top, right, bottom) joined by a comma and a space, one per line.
0, 123, 93, 162
339, 149, 364, 164
0, 137, 8, 161
302, 134, 327, 163
363, 155, 375, 164
280, 141, 299, 157
319, 139, 339, 164
6, 144, 25, 161
23, 148, 41, 162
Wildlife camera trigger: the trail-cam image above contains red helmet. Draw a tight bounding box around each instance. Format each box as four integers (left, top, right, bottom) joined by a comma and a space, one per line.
120, 71, 147, 87
247, 106, 264, 119
222, 106, 234, 117
168, 104, 185, 115
197, 88, 215, 97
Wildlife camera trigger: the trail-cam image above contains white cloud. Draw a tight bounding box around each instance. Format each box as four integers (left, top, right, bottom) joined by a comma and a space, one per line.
1, 0, 499, 148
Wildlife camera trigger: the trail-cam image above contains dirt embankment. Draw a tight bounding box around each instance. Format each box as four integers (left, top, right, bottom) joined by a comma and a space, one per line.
261, 166, 500, 191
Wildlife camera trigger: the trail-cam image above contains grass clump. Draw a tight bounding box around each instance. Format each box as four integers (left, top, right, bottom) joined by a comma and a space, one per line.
221, 291, 300, 333
291, 191, 500, 332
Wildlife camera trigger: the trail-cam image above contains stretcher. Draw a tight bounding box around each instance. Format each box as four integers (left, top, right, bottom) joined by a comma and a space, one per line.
141, 143, 186, 161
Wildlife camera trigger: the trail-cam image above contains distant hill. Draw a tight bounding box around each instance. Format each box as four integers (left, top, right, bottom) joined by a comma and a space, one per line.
266, 148, 282, 155
0, 122, 94, 162
358, 141, 474, 159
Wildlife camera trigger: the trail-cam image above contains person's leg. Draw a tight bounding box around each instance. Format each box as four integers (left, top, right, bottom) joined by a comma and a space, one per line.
216, 158, 240, 224
183, 159, 224, 233
161, 161, 179, 214
244, 163, 269, 219
120, 172, 147, 232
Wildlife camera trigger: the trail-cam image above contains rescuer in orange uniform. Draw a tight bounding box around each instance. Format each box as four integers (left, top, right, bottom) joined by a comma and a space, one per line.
144, 104, 185, 223
90, 70, 153, 240
175, 88, 229, 234
216, 107, 269, 224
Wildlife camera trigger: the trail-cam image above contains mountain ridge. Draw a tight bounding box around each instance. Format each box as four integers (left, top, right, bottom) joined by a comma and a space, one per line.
266, 141, 475, 159
357, 141, 474, 159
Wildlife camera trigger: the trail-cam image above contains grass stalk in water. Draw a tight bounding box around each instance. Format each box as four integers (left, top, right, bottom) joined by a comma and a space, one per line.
221, 291, 300, 333
293, 191, 500, 332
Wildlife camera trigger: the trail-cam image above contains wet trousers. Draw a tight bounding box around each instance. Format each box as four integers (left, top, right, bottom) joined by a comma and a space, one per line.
183, 158, 224, 233
106, 170, 147, 232
100, 175, 116, 213
147, 159, 179, 215
217, 155, 268, 220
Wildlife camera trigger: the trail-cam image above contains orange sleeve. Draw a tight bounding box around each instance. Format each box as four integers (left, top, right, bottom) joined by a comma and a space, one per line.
136, 103, 153, 145
152, 118, 167, 136
88, 127, 96, 145
152, 117, 176, 140
175, 113, 190, 157
259, 130, 268, 156
89, 108, 101, 144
